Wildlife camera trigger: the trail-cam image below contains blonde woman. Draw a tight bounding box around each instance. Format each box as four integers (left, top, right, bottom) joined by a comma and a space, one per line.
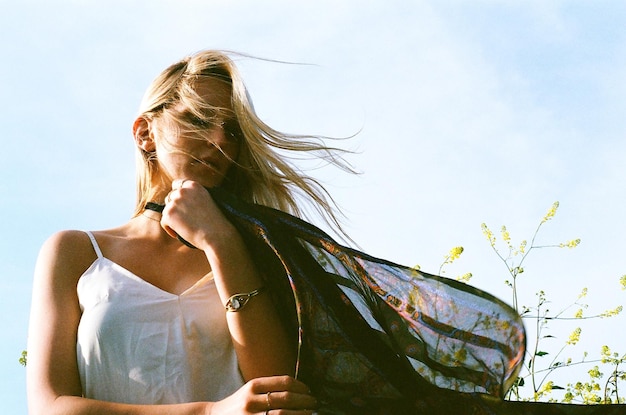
26, 50, 340, 415
29, 50, 566, 415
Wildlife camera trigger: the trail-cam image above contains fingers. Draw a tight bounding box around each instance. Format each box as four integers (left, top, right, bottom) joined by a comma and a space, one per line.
264, 390, 317, 411
162, 179, 226, 250
249, 376, 317, 412
212, 377, 317, 415
172, 178, 189, 191
166, 178, 191, 204
161, 178, 195, 240
249, 375, 311, 395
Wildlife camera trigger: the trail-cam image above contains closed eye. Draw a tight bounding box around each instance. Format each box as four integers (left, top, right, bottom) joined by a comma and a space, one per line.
188, 114, 213, 128
222, 118, 243, 142
176, 108, 219, 129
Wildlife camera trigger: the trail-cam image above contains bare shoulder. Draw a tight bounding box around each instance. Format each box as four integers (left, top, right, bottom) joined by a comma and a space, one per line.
34, 230, 99, 289
27, 230, 104, 407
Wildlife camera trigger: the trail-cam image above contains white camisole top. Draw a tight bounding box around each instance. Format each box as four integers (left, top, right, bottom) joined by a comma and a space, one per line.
76, 231, 244, 404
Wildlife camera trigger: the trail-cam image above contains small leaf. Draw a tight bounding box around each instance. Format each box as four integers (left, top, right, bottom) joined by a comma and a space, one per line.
535, 351, 549, 357
552, 385, 565, 390
518, 377, 525, 387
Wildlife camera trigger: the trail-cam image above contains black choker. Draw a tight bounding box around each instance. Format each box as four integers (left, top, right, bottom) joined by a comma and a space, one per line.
143, 202, 197, 250
144, 202, 165, 213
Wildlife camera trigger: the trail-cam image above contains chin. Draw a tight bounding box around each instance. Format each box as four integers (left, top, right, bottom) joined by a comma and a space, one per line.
198, 174, 227, 189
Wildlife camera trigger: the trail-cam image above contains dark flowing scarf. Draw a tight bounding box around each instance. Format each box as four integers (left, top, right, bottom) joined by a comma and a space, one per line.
187, 189, 624, 414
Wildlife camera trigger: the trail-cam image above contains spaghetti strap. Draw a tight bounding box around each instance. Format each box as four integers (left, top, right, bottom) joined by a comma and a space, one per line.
83, 231, 103, 259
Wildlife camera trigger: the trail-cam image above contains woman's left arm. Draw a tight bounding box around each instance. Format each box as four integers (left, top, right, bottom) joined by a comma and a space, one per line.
162, 180, 297, 380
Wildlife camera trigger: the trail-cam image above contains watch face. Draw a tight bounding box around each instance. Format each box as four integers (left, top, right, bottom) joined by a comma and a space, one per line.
231, 297, 242, 310
225, 288, 263, 312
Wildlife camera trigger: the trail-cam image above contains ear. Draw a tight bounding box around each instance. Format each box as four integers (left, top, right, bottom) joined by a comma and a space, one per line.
133, 117, 156, 152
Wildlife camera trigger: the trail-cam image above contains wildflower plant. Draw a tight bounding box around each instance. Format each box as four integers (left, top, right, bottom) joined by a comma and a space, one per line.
438, 202, 624, 404
434, 246, 473, 283
477, 202, 624, 403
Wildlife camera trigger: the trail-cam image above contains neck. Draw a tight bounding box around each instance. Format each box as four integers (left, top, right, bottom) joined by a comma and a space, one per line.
138, 201, 164, 223
141, 209, 162, 224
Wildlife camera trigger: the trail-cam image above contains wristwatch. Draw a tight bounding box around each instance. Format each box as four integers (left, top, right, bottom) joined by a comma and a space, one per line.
224, 287, 265, 312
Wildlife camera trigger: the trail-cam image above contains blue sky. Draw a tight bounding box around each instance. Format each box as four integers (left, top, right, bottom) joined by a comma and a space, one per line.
2, 1, 625, 412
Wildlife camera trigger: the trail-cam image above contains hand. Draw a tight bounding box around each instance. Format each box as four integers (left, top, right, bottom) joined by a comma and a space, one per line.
161, 178, 235, 251
210, 376, 317, 415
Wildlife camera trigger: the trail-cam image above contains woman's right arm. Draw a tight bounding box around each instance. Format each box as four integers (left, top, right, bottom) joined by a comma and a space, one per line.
26, 231, 210, 415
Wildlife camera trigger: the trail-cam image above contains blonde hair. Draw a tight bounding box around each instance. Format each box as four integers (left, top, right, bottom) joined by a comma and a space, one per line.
135, 50, 354, 235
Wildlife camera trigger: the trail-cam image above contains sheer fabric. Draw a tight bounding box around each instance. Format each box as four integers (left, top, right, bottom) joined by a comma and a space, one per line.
208, 188, 623, 414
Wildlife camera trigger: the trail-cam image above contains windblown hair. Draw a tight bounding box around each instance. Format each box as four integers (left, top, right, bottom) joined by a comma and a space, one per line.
134, 50, 354, 236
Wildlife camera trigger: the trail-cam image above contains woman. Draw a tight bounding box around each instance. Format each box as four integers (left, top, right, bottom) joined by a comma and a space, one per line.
26, 50, 338, 414
33, 50, 618, 415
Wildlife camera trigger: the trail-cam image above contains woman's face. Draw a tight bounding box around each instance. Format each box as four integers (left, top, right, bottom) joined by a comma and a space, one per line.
151, 78, 240, 190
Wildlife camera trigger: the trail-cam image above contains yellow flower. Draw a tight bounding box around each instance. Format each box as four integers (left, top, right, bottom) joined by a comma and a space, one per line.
588, 366, 602, 379
411, 264, 421, 277
501, 226, 511, 242
456, 272, 473, 283
542, 201, 559, 223
620, 275, 626, 290
601, 306, 623, 318
440, 353, 451, 365
481, 223, 496, 246
560, 239, 581, 249
566, 327, 581, 345
574, 309, 583, 319
540, 381, 554, 394
448, 246, 464, 261
454, 348, 467, 363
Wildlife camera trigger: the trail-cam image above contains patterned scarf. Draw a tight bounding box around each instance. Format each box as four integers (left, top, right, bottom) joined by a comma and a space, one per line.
207, 188, 623, 415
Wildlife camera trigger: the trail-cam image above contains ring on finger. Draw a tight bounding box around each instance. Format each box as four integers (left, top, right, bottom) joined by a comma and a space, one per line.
266, 391, 272, 410
175, 179, 188, 190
